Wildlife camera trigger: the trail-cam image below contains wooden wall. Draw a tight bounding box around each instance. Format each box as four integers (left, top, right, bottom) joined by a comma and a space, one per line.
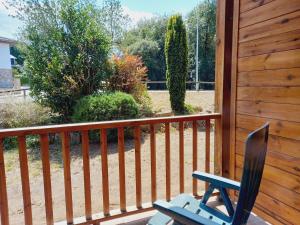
230, 0, 300, 224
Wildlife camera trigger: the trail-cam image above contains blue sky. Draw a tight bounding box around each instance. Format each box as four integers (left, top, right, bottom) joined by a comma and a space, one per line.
0, 0, 201, 39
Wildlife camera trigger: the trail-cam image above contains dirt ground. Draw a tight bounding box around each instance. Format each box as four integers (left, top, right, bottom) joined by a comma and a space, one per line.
148, 91, 215, 114
4, 91, 215, 224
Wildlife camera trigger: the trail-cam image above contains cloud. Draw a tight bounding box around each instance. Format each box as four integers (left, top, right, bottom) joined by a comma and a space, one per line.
123, 6, 155, 26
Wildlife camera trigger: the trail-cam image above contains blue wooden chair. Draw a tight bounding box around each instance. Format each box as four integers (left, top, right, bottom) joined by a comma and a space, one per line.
148, 123, 269, 225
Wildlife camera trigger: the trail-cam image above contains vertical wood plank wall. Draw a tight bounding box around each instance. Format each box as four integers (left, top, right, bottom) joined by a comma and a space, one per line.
231, 0, 300, 224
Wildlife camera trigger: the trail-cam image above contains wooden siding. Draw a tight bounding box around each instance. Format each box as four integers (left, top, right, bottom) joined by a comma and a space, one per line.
232, 0, 300, 223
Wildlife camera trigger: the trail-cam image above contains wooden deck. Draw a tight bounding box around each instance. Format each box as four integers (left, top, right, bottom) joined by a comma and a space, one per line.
99, 198, 270, 225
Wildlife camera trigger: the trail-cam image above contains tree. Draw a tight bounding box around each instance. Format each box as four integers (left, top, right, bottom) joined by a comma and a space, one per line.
127, 40, 160, 81
187, 0, 216, 90
10, 44, 25, 66
165, 15, 188, 113
7, 0, 112, 120
100, 0, 130, 44
121, 16, 168, 88
108, 54, 148, 104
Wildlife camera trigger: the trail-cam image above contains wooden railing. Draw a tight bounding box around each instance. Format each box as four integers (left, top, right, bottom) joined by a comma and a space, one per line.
0, 113, 221, 225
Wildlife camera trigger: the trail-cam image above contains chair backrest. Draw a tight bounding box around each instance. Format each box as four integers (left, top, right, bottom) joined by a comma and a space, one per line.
232, 123, 269, 225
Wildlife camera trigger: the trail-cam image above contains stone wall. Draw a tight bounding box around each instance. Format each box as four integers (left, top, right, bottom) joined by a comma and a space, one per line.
0, 69, 14, 88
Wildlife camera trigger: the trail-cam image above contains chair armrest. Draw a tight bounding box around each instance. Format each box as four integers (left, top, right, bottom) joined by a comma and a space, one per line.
153, 200, 220, 225
193, 171, 240, 191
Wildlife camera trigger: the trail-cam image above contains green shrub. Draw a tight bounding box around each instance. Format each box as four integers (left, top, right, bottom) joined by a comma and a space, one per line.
72, 92, 140, 141
72, 92, 139, 122
0, 100, 52, 129
0, 100, 53, 149
165, 14, 188, 114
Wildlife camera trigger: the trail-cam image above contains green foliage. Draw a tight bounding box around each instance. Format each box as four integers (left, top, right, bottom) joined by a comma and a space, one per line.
10, 44, 26, 66
72, 92, 140, 141
127, 40, 160, 82
72, 92, 140, 123
121, 17, 168, 86
9, 0, 112, 120
165, 15, 188, 113
187, 0, 216, 89
108, 54, 150, 106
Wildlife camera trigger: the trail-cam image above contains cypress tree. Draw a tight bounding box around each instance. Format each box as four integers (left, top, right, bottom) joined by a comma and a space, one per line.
165, 14, 188, 113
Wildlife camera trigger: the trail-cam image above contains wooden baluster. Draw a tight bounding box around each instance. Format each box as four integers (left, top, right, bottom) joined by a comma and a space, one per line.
82, 131, 92, 220
179, 121, 184, 193
192, 121, 198, 196
205, 120, 211, 191
40, 134, 53, 225
150, 124, 157, 203
100, 129, 110, 216
118, 128, 126, 212
61, 132, 73, 224
134, 126, 142, 208
18, 136, 33, 225
0, 138, 9, 225
165, 122, 171, 201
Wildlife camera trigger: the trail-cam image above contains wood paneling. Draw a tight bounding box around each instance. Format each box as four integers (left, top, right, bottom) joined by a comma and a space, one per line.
238, 68, 300, 87
237, 100, 300, 122
236, 127, 300, 158
236, 140, 300, 176
236, 154, 300, 194
239, 29, 300, 57
238, 49, 300, 72
239, 10, 300, 43
237, 87, 300, 104
231, 0, 300, 222
240, 0, 300, 28
236, 167, 300, 211
236, 114, 300, 140
240, 0, 274, 13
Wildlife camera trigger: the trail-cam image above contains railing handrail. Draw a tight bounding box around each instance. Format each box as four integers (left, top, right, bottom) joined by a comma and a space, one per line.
0, 88, 30, 94
144, 81, 215, 84
0, 113, 221, 138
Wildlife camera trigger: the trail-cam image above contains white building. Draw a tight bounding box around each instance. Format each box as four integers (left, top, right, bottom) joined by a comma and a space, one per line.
0, 37, 16, 89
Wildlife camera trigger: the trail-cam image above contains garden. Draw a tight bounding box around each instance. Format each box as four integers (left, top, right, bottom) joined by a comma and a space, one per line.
0, 0, 216, 223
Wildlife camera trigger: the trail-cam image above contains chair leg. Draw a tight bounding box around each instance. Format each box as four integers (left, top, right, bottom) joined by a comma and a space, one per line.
219, 188, 234, 217
200, 184, 215, 205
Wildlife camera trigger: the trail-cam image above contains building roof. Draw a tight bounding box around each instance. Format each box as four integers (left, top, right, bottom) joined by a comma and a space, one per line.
0, 37, 16, 45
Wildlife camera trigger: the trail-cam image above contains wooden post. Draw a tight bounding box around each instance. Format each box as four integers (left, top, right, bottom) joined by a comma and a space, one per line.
0, 139, 9, 225
150, 124, 157, 203
179, 121, 184, 193
165, 123, 171, 201
192, 121, 198, 196
61, 132, 73, 224
214, 0, 235, 178
100, 129, 110, 216
82, 131, 92, 220
134, 126, 142, 208
18, 136, 33, 225
205, 120, 211, 191
40, 134, 54, 225
118, 128, 126, 212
